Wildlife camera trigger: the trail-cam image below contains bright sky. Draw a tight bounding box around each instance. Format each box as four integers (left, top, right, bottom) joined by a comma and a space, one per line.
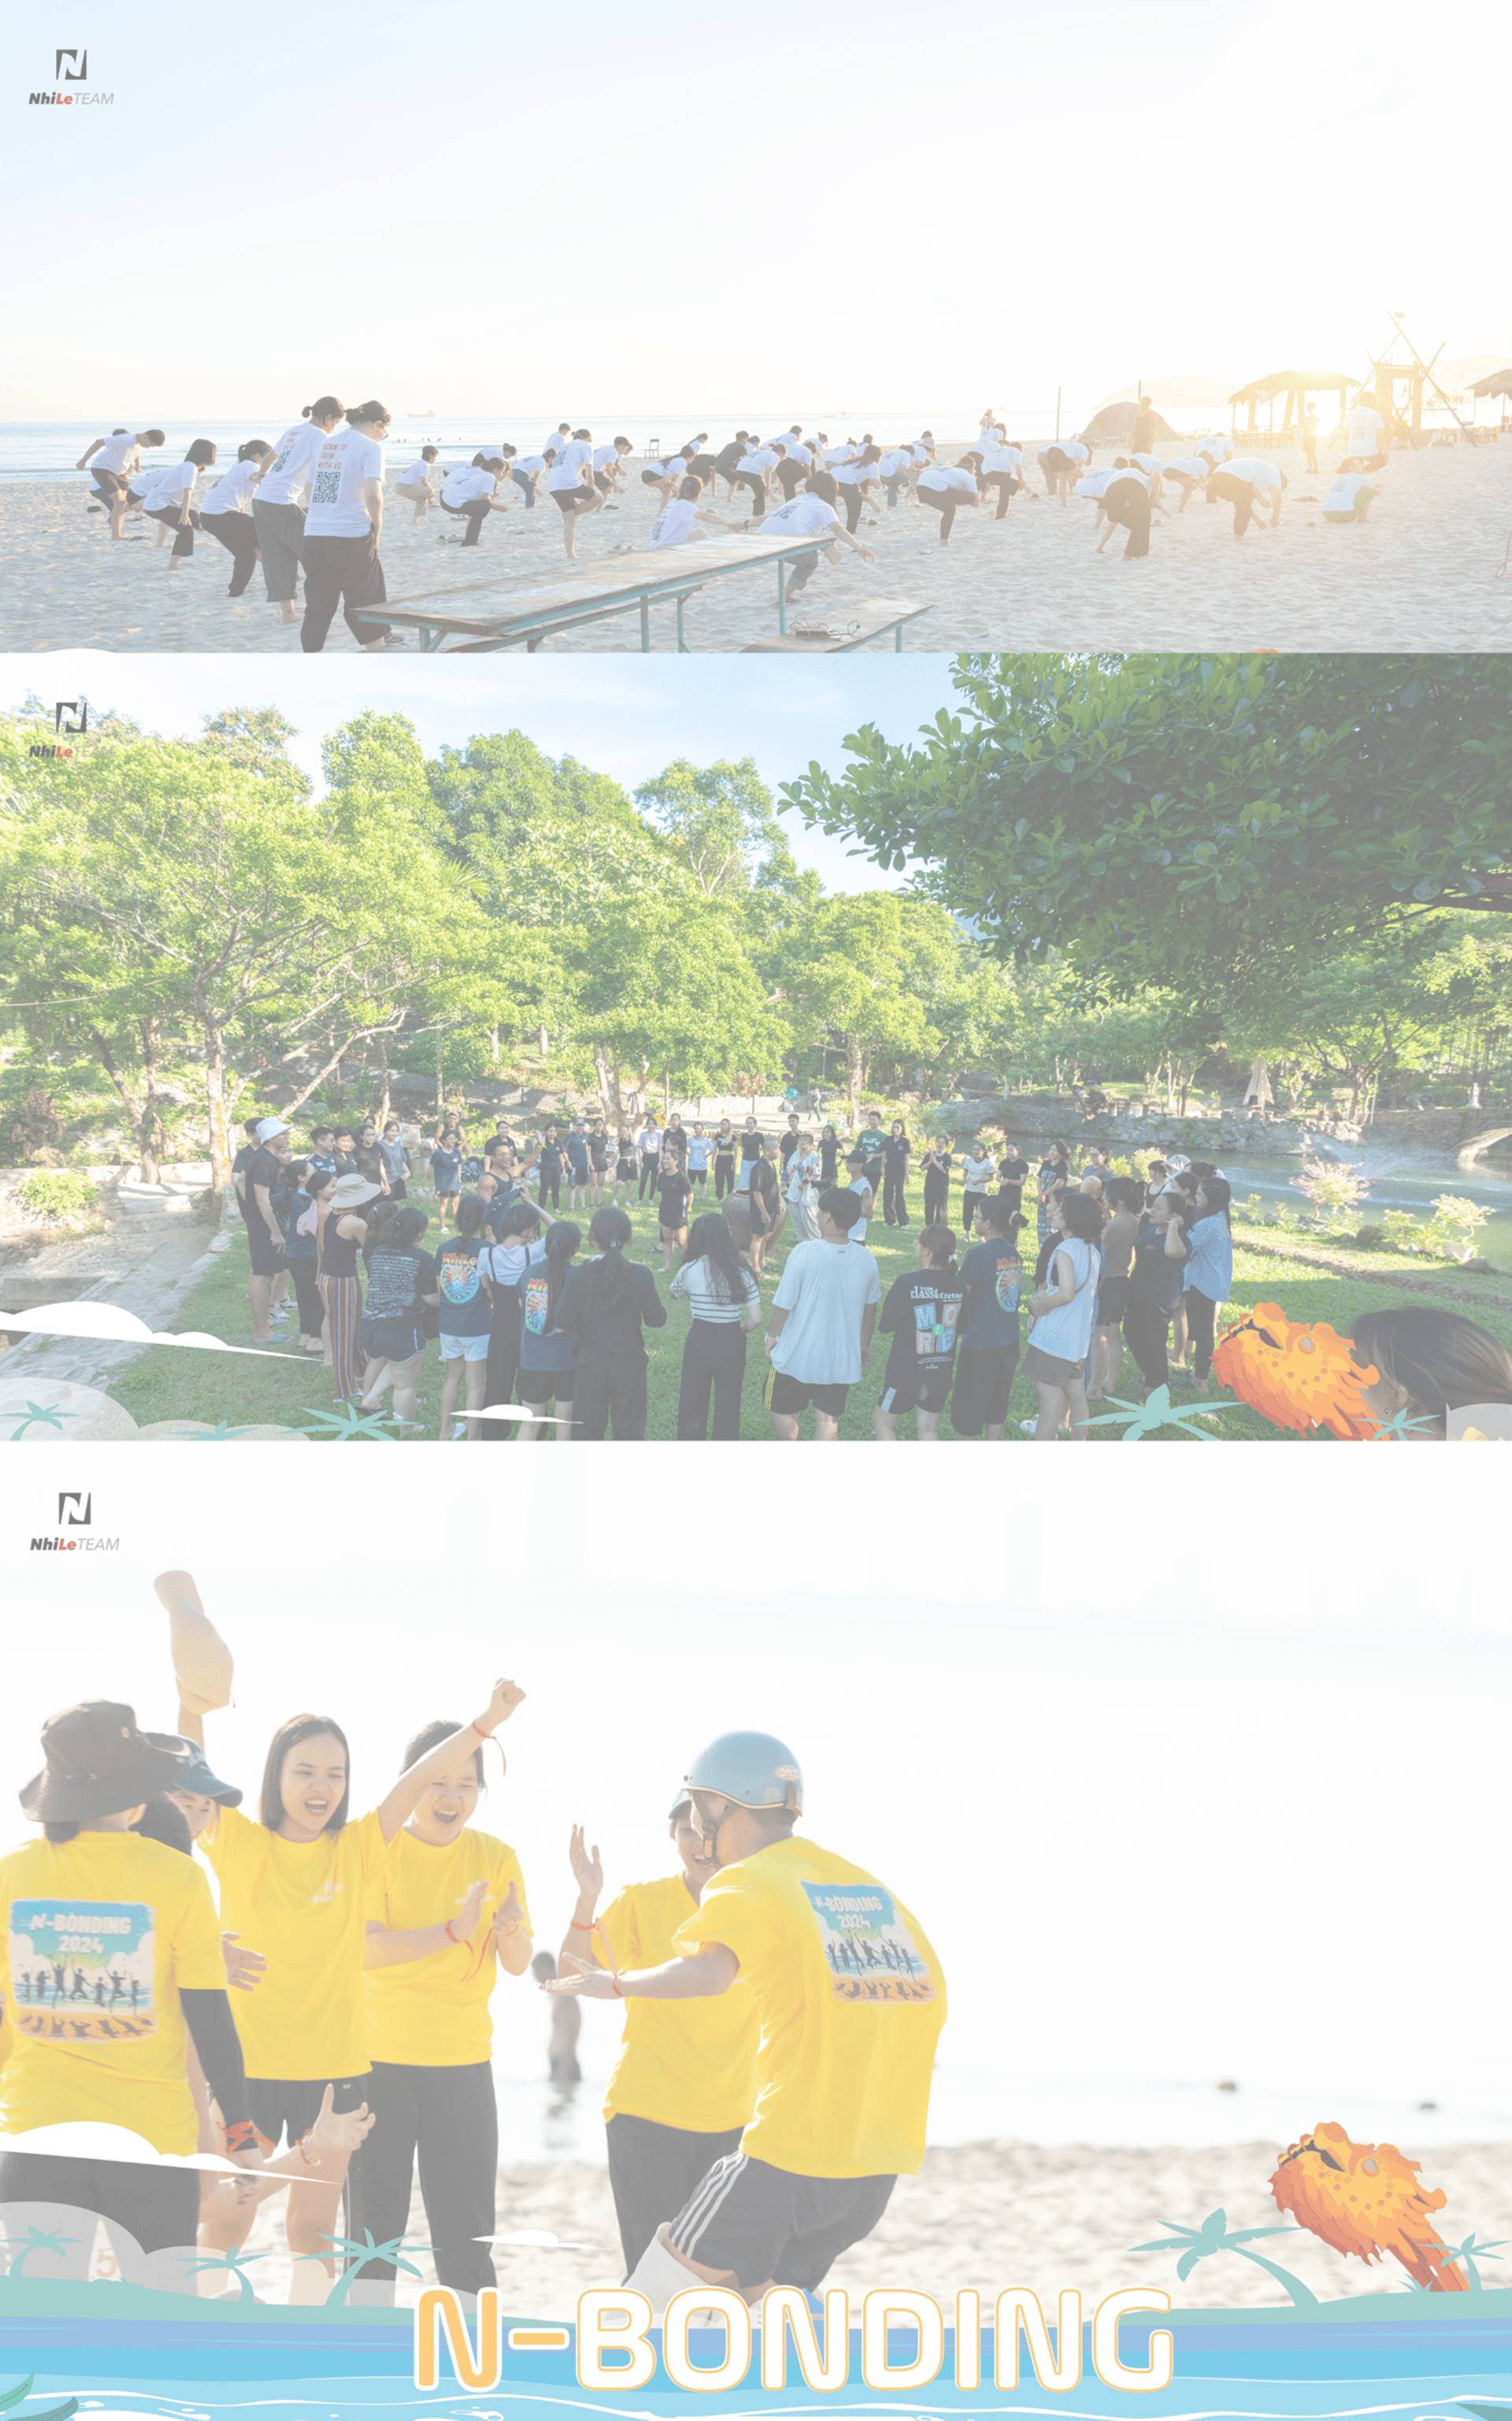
1, 1455, 1507, 2147
19, 653, 958, 892
6, 0, 1506, 418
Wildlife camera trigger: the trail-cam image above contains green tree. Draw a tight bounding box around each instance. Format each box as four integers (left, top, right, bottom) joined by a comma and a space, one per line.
580, 891, 789, 1118
781, 655, 1512, 981
776, 894, 965, 1118
634, 757, 786, 897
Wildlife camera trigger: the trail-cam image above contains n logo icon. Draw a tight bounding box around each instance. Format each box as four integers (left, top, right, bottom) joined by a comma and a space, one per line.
55, 48, 87, 78
57, 1492, 92, 1526
55, 701, 87, 735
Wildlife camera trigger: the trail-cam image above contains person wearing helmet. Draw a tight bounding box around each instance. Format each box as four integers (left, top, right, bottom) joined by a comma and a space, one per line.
543, 1730, 946, 2312
557, 1791, 758, 2274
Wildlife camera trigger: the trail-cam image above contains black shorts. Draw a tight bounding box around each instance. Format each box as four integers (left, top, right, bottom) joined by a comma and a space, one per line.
616, 1156, 637, 1178
245, 1219, 283, 1278
767, 1370, 848, 1419
247, 2072, 369, 2155
359, 1314, 424, 1364
551, 485, 595, 513
951, 1343, 1017, 1434
1025, 1342, 1083, 1386
668, 2152, 895, 2292
876, 1369, 952, 1417
641, 467, 669, 488
567, 1164, 590, 1186
1095, 1272, 1130, 1325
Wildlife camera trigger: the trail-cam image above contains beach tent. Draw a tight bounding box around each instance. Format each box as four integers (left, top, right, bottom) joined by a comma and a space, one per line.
1228, 371, 1351, 439
1243, 1057, 1274, 1110
1080, 400, 1180, 443
1470, 369, 1512, 428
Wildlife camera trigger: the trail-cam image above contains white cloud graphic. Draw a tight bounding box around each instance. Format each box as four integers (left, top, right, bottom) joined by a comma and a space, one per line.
0, 2119, 258, 2171
0, 1303, 292, 1358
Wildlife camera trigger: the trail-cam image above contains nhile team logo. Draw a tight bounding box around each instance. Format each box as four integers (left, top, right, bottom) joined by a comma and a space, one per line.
31, 50, 113, 104
30, 1488, 120, 1552
29, 703, 87, 761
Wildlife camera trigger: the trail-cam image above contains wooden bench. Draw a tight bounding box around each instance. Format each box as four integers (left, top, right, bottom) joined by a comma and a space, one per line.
740, 598, 929, 653
362, 532, 835, 653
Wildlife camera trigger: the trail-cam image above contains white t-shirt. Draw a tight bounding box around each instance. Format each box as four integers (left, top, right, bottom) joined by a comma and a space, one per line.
592, 445, 621, 473
1129, 451, 1162, 477
649, 498, 700, 548
94, 435, 142, 476
908, 442, 933, 461
918, 466, 976, 494
1323, 473, 1373, 514
1198, 436, 1233, 465
759, 493, 839, 539
305, 427, 385, 537
643, 458, 677, 479
1228, 458, 1281, 493
1062, 439, 1090, 464
769, 1238, 882, 1385
201, 459, 260, 516
543, 435, 573, 458
1077, 469, 1116, 499
258, 421, 325, 509
396, 461, 435, 490
978, 444, 1021, 473
142, 461, 199, 510
1345, 406, 1385, 455
1166, 455, 1210, 480
441, 465, 495, 507
547, 439, 591, 491
832, 460, 877, 486
740, 447, 778, 473
876, 449, 913, 477
515, 455, 547, 476
824, 443, 858, 465
962, 1154, 995, 1191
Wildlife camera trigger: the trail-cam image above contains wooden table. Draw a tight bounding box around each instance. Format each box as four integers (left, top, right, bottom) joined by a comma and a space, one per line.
363, 532, 837, 652
740, 598, 928, 652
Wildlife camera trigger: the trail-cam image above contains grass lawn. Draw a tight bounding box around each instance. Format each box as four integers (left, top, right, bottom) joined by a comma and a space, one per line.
105, 1189, 1512, 1444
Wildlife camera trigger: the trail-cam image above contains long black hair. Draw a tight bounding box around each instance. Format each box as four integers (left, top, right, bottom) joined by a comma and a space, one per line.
539, 1219, 581, 1324
684, 1212, 749, 1305
1196, 1176, 1232, 1233
403, 1718, 484, 1791
258, 1714, 351, 1833
584, 1204, 635, 1320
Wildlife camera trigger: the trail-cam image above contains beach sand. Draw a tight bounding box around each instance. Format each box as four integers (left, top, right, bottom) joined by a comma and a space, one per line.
2, 439, 1509, 655
201, 2137, 1512, 2315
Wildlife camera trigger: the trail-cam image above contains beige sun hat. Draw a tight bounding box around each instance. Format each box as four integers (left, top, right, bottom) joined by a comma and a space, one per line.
154, 1569, 235, 1714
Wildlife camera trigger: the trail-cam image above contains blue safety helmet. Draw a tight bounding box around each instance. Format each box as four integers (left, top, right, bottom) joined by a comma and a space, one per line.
684, 1731, 803, 1815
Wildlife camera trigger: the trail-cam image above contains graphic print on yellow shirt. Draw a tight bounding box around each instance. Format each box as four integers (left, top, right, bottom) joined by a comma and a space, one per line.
202, 1804, 386, 2082
674, 1833, 946, 2182
364, 1826, 531, 2068
595, 1871, 758, 2135
0, 1830, 227, 2154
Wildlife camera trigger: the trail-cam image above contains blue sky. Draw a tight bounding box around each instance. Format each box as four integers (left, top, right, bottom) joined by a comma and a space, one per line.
5, 0, 1505, 417
21, 653, 963, 891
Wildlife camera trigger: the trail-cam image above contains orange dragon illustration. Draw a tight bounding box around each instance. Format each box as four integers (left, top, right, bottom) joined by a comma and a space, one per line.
1212, 1305, 1383, 1440
1269, 2122, 1467, 2289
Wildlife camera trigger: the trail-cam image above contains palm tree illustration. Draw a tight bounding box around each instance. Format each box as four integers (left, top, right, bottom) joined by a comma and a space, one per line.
4, 1402, 68, 1440
0, 2376, 78, 2421
1425, 2232, 1505, 2289
2, 2226, 77, 2276
187, 2245, 272, 2303
1130, 2208, 1320, 2305
301, 2229, 432, 2305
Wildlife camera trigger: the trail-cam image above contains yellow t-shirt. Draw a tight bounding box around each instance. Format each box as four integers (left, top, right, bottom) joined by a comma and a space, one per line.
594, 1872, 758, 2134
202, 1804, 386, 2082
0, 1830, 228, 2155
673, 1833, 946, 2180
364, 1826, 531, 2067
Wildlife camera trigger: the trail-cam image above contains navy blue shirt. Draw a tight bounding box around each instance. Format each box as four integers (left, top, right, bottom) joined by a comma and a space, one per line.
958, 1238, 1023, 1349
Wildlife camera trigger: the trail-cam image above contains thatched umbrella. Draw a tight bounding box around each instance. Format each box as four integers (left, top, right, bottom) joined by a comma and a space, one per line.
1228, 370, 1352, 439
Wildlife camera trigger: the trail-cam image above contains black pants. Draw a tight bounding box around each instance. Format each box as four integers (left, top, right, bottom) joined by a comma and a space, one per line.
919, 488, 966, 539
538, 1166, 561, 1209
1104, 475, 1151, 559
511, 468, 536, 506
1124, 1294, 1173, 1395
842, 485, 864, 532
443, 496, 492, 545
201, 507, 261, 594
0, 2149, 198, 2258
883, 1169, 908, 1224
638, 1153, 660, 1200
346, 2060, 497, 2293
480, 1288, 522, 1439
574, 1351, 648, 1440
1187, 1286, 1219, 1381
774, 458, 806, 499
605, 2112, 745, 2277
676, 1320, 747, 1440
923, 1175, 948, 1227
146, 504, 199, 558
884, 473, 909, 506
985, 471, 1023, 518
732, 470, 766, 517
713, 1155, 736, 1199
290, 1259, 324, 1337
301, 531, 387, 651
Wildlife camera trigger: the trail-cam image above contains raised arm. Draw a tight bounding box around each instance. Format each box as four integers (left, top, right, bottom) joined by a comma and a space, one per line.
558, 1825, 604, 1974
375, 1677, 524, 1845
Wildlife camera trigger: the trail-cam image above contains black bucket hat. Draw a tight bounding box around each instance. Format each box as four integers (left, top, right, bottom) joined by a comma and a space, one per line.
20, 1701, 194, 1822
173, 1747, 243, 1807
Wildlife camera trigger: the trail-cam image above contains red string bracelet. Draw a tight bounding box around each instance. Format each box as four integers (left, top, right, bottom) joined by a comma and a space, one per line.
569, 1919, 594, 1932
296, 2134, 317, 2167
445, 1919, 464, 1945
224, 2119, 259, 2156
